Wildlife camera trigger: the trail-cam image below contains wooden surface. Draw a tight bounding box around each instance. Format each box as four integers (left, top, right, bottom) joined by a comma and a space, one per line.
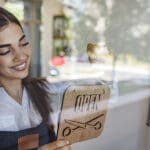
57, 84, 110, 144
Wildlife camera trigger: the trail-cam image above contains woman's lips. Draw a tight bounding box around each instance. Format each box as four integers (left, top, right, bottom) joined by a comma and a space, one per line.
11, 62, 27, 71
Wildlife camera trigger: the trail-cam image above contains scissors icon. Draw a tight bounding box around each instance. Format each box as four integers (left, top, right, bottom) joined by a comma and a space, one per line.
62, 114, 104, 137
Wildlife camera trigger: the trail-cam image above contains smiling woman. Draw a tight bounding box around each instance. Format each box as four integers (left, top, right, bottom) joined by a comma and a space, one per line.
0, 7, 71, 150
0, 23, 30, 82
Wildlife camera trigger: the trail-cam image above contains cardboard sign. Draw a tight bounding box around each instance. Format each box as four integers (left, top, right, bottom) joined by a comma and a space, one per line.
57, 84, 110, 144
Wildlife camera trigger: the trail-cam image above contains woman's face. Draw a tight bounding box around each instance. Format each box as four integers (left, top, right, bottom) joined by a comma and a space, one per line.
0, 23, 31, 82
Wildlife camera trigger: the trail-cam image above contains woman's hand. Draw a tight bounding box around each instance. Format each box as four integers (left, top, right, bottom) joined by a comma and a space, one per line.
39, 140, 71, 150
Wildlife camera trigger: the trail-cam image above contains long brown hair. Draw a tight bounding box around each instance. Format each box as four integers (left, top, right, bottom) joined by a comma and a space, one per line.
0, 7, 52, 123
22, 77, 52, 123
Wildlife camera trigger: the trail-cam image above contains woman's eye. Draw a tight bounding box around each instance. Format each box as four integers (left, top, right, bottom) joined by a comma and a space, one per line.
0, 48, 10, 56
20, 42, 29, 47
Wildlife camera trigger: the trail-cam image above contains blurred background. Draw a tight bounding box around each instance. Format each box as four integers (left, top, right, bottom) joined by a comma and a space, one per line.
1, 0, 149, 88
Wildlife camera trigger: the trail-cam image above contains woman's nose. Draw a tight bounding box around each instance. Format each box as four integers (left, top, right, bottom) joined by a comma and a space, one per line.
13, 46, 26, 62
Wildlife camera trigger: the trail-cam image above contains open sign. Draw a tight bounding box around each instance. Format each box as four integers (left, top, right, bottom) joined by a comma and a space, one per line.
57, 84, 110, 144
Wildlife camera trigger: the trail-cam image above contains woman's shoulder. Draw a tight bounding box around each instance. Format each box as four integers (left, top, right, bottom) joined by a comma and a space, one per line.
23, 77, 48, 90
23, 76, 71, 97
47, 81, 71, 94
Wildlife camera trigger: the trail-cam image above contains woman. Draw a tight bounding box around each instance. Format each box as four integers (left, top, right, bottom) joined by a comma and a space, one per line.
0, 7, 71, 150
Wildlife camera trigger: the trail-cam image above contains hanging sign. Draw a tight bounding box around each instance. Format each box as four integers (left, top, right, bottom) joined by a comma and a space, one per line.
57, 84, 110, 144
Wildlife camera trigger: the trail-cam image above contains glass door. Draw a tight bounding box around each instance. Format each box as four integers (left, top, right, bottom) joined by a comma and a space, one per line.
48, 0, 150, 149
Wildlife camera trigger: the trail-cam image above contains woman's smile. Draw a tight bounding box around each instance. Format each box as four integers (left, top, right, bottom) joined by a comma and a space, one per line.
11, 61, 28, 71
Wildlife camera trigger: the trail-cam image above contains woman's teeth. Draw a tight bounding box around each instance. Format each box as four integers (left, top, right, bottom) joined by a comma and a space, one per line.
13, 63, 26, 71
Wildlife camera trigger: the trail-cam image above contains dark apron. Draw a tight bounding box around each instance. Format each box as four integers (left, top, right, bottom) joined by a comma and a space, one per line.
0, 122, 56, 150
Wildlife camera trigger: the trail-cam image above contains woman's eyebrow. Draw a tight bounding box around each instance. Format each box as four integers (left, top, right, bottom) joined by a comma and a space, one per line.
19, 34, 25, 42
0, 35, 26, 48
0, 44, 11, 48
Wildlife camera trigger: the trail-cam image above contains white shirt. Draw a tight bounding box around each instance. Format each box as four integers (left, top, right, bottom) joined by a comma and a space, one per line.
0, 87, 49, 131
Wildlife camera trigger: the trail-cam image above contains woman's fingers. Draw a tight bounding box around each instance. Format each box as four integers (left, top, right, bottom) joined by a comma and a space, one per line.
49, 140, 69, 149
55, 144, 71, 150
39, 140, 71, 150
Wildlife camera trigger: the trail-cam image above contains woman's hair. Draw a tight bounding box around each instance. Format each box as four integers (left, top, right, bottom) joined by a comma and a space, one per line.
0, 7, 52, 124
0, 7, 23, 30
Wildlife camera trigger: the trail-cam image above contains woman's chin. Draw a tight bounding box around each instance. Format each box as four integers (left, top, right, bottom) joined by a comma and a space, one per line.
14, 69, 29, 80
